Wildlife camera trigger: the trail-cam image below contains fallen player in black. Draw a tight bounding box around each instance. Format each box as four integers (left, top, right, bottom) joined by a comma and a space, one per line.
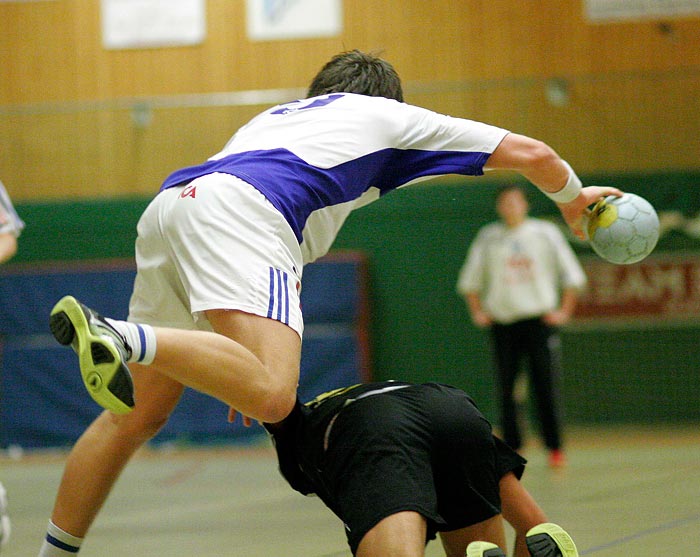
265, 381, 578, 557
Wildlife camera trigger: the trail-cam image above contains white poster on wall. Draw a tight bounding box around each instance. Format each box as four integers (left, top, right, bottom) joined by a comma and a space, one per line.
101, 0, 206, 50
585, 0, 700, 22
246, 0, 342, 41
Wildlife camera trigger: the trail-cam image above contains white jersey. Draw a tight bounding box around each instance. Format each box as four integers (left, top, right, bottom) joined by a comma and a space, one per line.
161, 93, 509, 264
0, 180, 24, 238
456, 218, 586, 324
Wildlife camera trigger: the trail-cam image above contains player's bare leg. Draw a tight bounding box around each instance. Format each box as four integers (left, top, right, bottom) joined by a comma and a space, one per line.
498, 472, 548, 557
356, 511, 427, 557
44, 306, 301, 554
48, 365, 183, 538
144, 310, 301, 423
37, 365, 184, 556
197, 309, 301, 422
440, 514, 507, 557
51, 295, 302, 423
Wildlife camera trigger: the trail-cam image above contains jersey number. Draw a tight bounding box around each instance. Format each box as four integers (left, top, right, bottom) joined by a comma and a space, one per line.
271, 93, 344, 115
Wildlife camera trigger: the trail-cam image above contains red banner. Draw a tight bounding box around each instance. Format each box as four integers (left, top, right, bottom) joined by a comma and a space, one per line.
574, 253, 700, 327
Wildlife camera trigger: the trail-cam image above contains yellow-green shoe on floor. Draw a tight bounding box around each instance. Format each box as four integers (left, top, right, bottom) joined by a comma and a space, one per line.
466, 541, 506, 557
50, 295, 135, 414
526, 523, 578, 557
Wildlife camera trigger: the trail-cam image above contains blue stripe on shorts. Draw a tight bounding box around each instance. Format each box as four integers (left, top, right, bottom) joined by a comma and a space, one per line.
267, 267, 290, 325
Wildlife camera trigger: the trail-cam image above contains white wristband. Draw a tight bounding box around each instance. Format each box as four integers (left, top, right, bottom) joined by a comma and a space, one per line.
543, 161, 582, 204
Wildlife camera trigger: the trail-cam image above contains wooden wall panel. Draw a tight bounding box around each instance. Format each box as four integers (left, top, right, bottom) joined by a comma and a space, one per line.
1, 0, 699, 200
3, 1, 698, 103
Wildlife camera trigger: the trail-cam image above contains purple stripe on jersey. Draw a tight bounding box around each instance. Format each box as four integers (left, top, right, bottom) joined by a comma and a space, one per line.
160, 147, 491, 244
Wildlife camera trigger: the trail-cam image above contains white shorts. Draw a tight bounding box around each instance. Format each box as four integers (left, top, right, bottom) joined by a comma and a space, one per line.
128, 173, 304, 337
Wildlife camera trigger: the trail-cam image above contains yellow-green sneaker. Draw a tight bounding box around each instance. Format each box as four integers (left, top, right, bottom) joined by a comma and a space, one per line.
526, 523, 578, 557
50, 295, 135, 414
466, 541, 506, 557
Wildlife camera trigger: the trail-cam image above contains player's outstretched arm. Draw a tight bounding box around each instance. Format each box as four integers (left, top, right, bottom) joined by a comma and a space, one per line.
485, 133, 622, 238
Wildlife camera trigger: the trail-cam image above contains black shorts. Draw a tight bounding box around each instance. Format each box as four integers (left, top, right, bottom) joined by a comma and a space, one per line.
316, 382, 526, 554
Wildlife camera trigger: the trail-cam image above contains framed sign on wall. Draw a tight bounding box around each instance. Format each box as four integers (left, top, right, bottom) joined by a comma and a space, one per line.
246, 0, 342, 41
101, 0, 206, 50
585, 0, 700, 22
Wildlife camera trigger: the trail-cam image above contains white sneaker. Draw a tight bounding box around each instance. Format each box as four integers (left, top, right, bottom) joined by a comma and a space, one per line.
0, 482, 10, 550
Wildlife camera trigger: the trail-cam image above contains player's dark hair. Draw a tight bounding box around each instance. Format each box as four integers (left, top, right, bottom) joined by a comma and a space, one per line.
307, 50, 404, 102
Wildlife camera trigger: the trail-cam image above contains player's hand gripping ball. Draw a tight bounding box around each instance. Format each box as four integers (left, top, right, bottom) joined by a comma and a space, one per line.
586, 193, 659, 264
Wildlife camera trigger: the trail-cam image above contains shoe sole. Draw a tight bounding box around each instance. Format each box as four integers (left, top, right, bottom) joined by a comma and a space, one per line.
526, 523, 578, 557
466, 541, 506, 557
50, 296, 134, 415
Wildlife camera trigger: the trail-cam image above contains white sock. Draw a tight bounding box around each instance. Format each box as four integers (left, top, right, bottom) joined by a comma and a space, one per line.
105, 318, 157, 365
39, 520, 83, 556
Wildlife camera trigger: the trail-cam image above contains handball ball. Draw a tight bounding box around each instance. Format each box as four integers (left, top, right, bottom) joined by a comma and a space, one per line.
586, 193, 659, 264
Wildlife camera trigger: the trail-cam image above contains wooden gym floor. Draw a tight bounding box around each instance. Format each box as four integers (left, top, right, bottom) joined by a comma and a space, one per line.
1, 425, 698, 556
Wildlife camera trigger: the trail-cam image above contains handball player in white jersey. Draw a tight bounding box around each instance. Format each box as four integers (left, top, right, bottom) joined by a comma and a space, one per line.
41, 50, 620, 556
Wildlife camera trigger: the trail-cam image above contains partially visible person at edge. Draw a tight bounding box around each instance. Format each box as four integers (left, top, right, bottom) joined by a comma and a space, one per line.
0, 177, 25, 554
456, 184, 587, 468
0, 179, 24, 265
40, 49, 620, 556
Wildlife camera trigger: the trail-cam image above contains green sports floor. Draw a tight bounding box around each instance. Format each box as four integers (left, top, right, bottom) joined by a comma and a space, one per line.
1, 426, 698, 556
